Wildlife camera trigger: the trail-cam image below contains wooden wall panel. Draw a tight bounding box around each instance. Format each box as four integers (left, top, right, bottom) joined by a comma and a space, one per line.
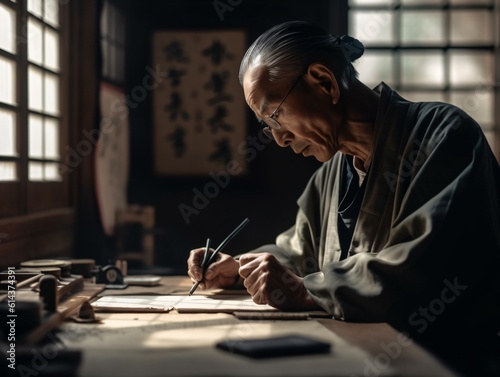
0, 208, 75, 269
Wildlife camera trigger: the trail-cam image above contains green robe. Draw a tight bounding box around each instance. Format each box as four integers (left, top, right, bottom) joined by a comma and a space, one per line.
250, 83, 500, 370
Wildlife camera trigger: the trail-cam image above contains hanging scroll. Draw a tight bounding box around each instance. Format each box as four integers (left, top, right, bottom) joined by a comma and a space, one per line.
152, 30, 247, 175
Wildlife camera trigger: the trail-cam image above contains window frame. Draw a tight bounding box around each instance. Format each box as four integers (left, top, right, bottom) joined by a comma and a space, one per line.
0, 0, 74, 269
348, 0, 500, 160
0, 0, 70, 218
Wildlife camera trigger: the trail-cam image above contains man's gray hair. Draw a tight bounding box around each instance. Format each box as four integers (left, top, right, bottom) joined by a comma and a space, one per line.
239, 21, 364, 91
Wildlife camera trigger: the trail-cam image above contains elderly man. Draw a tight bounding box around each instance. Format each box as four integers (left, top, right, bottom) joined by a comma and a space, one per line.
187, 21, 500, 376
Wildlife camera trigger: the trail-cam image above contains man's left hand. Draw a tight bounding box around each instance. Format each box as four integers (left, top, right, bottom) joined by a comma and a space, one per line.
238, 253, 321, 311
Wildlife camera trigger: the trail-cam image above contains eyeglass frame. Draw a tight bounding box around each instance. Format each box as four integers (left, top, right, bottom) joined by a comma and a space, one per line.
260, 73, 304, 138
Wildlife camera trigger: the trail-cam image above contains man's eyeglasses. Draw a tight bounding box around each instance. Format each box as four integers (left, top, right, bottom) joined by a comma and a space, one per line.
260, 74, 303, 138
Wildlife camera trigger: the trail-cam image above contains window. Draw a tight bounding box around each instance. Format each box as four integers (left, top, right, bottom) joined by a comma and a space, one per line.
349, 0, 499, 159
0, 0, 68, 217
0, 1, 18, 183
100, 0, 126, 84
27, 0, 61, 181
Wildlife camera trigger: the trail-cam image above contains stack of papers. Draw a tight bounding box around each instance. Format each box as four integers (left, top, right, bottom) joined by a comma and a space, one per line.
91, 294, 278, 313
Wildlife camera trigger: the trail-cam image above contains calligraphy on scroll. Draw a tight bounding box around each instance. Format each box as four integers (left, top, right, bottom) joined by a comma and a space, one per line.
152, 31, 247, 175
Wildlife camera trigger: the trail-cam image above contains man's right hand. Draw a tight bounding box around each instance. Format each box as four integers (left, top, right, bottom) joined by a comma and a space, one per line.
187, 248, 239, 290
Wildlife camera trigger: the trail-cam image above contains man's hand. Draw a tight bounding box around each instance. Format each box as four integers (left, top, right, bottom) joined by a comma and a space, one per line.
238, 253, 321, 311
187, 248, 239, 290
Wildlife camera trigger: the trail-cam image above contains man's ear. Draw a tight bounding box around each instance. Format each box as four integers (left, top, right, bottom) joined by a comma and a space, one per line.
305, 63, 340, 105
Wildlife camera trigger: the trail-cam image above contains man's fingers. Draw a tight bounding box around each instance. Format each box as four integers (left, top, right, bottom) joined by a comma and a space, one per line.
238, 253, 260, 266
251, 292, 266, 305
188, 265, 204, 282
204, 264, 220, 280
204, 256, 231, 280
238, 254, 262, 278
188, 248, 205, 265
187, 248, 207, 281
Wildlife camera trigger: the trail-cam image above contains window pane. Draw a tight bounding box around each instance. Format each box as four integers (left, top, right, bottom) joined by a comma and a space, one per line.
29, 114, 43, 158
450, 90, 493, 125
44, 163, 62, 181
27, 0, 42, 18
108, 2, 116, 42
44, 73, 59, 115
28, 66, 43, 111
0, 4, 16, 53
450, 51, 493, 86
349, 11, 394, 46
101, 1, 109, 38
450, 0, 492, 4
28, 17, 43, 65
44, 118, 59, 159
29, 161, 43, 181
401, 11, 445, 45
44, 28, 59, 71
109, 44, 116, 80
0, 162, 17, 181
0, 56, 16, 105
401, 0, 445, 3
401, 52, 445, 88
44, 0, 59, 27
450, 11, 493, 45
349, 0, 394, 5
101, 39, 109, 77
354, 52, 394, 86
0, 109, 16, 156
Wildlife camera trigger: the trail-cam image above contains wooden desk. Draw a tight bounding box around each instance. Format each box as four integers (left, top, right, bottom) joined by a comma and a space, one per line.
58, 276, 458, 377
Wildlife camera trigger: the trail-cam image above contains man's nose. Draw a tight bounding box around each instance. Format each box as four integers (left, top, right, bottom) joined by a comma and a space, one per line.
273, 129, 293, 148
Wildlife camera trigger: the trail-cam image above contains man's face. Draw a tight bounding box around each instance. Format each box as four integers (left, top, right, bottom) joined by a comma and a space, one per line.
243, 65, 342, 162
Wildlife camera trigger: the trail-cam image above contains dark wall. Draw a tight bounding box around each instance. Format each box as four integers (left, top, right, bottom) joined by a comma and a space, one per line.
123, 0, 347, 271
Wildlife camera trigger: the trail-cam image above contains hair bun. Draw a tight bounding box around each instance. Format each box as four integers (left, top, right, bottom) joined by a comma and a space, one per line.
339, 35, 365, 62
